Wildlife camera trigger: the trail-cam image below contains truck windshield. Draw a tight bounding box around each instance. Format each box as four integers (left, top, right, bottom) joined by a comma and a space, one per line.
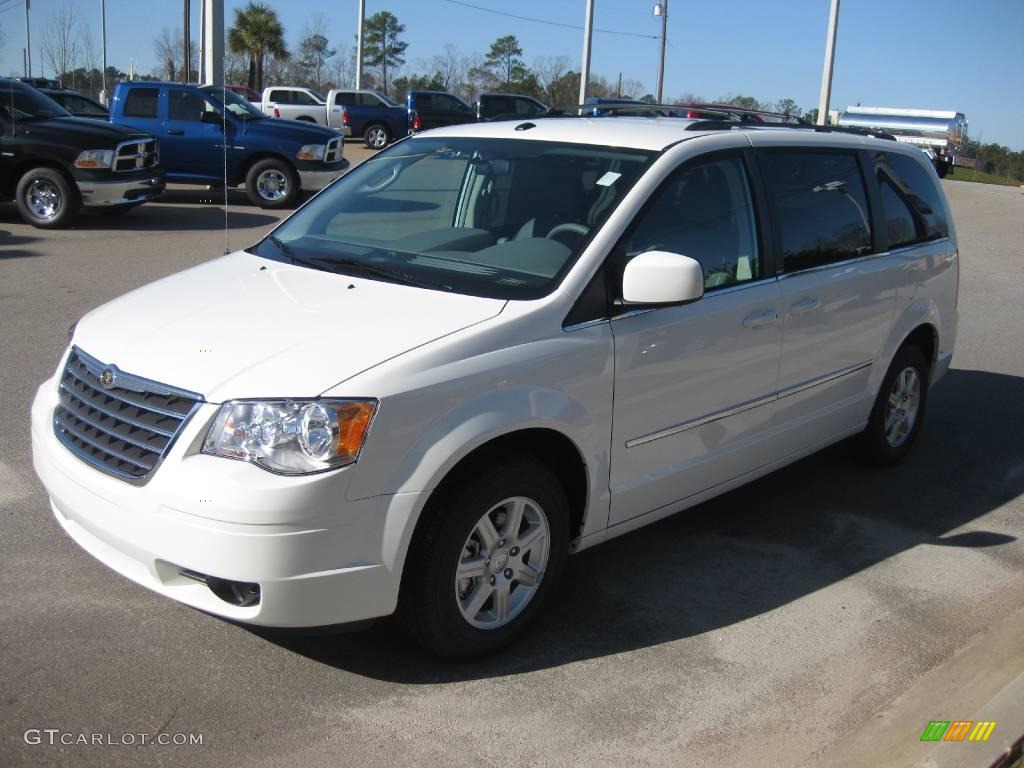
200, 86, 264, 119
249, 136, 658, 300
0, 82, 70, 121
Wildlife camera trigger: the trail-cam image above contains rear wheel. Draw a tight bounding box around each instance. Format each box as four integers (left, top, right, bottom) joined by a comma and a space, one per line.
857, 345, 929, 466
398, 456, 569, 659
15, 167, 79, 228
364, 123, 390, 149
245, 158, 298, 209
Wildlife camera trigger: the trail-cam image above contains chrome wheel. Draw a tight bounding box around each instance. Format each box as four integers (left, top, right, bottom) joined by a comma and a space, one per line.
366, 125, 388, 149
255, 169, 289, 202
26, 178, 63, 221
884, 366, 921, 448
455, 496, 550, 629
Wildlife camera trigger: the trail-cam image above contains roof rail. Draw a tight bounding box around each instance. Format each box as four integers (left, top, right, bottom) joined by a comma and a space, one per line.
571, 102, 809, 125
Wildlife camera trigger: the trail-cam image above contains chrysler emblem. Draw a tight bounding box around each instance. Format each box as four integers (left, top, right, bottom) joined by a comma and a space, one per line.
100, 369, 116, 389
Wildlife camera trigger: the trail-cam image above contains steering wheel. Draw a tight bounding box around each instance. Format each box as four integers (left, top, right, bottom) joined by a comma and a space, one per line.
545, 222, 590, 247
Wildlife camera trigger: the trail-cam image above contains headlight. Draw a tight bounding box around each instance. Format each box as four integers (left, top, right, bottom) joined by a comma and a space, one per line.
202, 399, 376, 475
74, 149, 114, 169
296, 144, 326, 161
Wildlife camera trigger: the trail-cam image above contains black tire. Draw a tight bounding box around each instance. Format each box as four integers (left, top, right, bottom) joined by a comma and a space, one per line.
857, 345, 930, 466
364, 123, 390, 150
15, 167, 79, 228
245, 158, 298, 209
398, 455, 570, 659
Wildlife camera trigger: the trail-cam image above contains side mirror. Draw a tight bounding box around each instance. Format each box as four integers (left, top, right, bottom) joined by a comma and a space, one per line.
621, 250, 704, 305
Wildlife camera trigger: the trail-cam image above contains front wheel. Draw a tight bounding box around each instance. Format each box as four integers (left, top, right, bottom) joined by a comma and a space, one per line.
15, 168, 79, 228
857, 345, 929, 466
245, 158, 298, 209
398, 456, 569, 659
364, 123, 390, 149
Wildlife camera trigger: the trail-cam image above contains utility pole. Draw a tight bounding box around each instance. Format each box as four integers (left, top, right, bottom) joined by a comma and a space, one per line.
655, 0, 668, 103
202, 0, 223, 86
24, 0, 32, 78
183, 0, 191, 83
100, 0, 108, 104
816, 0, 840, 126
578, 0, 594, 107
355, 0, 365, 89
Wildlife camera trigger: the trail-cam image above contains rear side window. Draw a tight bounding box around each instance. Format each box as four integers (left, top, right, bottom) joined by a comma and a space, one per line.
761, 151, 872, 272
876, 152, 949, 248
626, 155, 761, 291
123, 88, 159, 119
268, 90, 290, 104
334, 92, 356, 106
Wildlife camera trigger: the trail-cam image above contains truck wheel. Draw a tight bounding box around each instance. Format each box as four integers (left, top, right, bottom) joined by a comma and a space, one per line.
15, 167, 79, 228
364, 124, 390, 149
398, 456, 569, 659
245, 159, 298, 209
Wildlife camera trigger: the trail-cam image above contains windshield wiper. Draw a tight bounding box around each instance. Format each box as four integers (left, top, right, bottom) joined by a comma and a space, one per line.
306, 256, 449, 291
266, 236, 446, 291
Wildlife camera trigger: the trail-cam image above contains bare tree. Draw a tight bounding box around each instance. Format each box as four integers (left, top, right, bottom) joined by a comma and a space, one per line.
154, 27, 179, 81
329, 42, 355, 90
430, 44, 465, 92
41, 2, 79, 86
78, 24, 100, 97
619, 79, 646, 99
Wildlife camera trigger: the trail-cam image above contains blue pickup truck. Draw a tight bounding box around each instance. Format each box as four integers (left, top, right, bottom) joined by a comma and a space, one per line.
110, 81, 347, 208
330, 89, 406, 149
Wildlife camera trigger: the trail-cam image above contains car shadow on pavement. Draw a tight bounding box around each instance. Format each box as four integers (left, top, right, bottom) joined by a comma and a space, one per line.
76, 204, 281, 232
257, 368, 1023, 682
0, 228, 40, 259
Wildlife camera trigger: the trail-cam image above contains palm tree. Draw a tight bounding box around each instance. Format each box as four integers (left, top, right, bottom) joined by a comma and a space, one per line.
227, 2, 288, 93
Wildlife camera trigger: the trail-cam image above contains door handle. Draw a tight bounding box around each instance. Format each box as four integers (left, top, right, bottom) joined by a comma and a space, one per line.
166, 129, 185, 135
789, 298, 820, 316
742, 309, 779, 328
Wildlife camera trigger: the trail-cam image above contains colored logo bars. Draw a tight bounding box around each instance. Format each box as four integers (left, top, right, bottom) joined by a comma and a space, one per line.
921, 721, 997, 742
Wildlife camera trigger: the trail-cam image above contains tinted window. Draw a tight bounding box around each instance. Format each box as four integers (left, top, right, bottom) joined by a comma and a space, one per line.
877, 152, 949, 247
626, 155, 761, 290
268, 90, 290, 104
123, 88, 159, 119
64, 95, 107, 116
762, 152, 872, 272
433, 95, 464, 113
168, 90, 215, 122
292, 90, 319, 105
358, 93, 382, 107
515, 98, 543, 115
334, 92, 356, 106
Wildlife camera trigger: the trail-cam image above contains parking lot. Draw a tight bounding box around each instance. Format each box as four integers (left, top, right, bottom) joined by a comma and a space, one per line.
1, 167, 1023, 767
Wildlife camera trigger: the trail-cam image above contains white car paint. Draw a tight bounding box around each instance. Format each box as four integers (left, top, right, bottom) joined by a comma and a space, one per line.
30, 117, 959, 629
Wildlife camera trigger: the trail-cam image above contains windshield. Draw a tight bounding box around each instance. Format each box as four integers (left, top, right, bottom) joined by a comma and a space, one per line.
201, 85, 264, 119
249, 137, 658, 299
0, 82, 71, 121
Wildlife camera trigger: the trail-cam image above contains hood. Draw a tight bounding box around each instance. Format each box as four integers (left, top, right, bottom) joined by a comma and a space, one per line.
23, 116, 149, 145
73, 252, 506, 403
242, 117, 340, 142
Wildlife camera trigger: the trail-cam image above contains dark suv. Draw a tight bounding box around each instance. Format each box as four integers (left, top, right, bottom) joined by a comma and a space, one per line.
0, 78, 164, 227
406, 90, 475, 133
475, 93, 549, 122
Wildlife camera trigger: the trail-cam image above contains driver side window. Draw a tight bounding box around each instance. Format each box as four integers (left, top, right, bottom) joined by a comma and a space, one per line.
626, 155, 761, 291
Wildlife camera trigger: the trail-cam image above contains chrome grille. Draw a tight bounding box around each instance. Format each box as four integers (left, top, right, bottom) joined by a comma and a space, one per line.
325, 137, 342, 163
113, 138, 159, 172
53, 347, 202, 483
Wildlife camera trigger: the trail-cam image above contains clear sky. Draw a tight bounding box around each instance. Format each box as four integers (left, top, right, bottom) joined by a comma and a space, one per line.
1, 0, 1021, 149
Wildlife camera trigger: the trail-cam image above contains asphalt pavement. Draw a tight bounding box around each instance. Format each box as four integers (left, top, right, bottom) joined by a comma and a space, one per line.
1, 171, 1022, 768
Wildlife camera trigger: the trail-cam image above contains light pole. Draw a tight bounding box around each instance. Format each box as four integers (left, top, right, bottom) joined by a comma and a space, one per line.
24, 0, 32, 78
654, 0, 668, 103
816, 0, 840, 125
355, 0, 365, 89
100, 0, 108, 104
578, 0, 594, 107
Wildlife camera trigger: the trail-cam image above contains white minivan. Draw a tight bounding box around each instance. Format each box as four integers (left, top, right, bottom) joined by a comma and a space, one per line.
31, 115, 958, 658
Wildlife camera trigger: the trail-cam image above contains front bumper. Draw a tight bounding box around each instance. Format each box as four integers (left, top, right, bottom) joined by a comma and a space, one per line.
30, 370, 419, 627
297, 161, 350, 192
76, 174, 166, 208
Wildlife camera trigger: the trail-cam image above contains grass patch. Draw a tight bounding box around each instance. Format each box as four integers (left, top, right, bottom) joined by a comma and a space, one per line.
948, 167, 1023, 186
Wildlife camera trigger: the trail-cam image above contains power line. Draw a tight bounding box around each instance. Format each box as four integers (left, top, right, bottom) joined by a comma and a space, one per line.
440, 0, 658, 40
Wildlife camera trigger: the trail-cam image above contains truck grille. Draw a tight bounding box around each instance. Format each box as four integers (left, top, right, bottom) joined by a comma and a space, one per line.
113, 138, 159, 172
325, 137, 342, 163
53, 347, 203, 483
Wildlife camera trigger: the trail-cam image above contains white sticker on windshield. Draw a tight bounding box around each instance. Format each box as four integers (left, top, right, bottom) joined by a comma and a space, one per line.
596, 171, 621, 187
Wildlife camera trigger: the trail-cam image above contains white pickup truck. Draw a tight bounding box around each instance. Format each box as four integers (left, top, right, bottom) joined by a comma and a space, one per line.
261, 86, 343, 129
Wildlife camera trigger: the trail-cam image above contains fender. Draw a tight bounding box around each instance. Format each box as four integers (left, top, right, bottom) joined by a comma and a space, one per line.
870, 297, 941, 396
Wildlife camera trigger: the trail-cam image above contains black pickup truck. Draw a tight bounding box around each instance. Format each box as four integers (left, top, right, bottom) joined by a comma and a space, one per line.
1, 78, 165, 228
